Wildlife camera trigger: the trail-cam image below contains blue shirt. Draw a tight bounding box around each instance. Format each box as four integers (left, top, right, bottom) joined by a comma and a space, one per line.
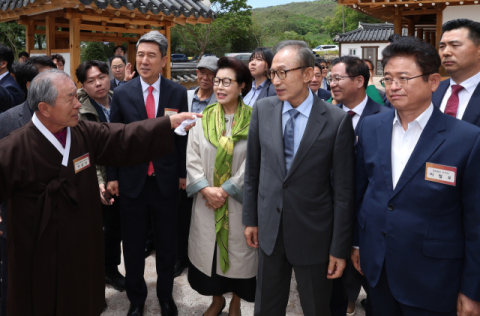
192, 88, 214, 114
281, 89, 314, 157
243, 79, 266, 107
92, 98, 111, 123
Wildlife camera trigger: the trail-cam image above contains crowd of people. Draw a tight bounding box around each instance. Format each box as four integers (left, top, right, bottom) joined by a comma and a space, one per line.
0, 17, 478, 316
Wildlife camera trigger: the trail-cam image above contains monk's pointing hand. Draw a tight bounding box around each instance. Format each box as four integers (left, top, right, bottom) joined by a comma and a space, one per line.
170, 112, 203, 130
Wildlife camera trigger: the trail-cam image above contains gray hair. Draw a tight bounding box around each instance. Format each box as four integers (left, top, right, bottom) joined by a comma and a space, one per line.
137, 31, 168, 57
275, 40, 315, 69
27, 69, 72, 111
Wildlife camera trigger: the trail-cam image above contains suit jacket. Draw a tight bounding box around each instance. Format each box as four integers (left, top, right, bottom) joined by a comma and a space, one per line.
0, 101, 33, 239
187, 87, 217, 112
0, 73, 23, 113
107, 76, 188, 199
316, 88, 331, 101
243, 95, 355, 265
110, 79, 118, 90
337, 96, 391, 135
256, 78, 277, 100
432, 79, 480, 128
355, 106, 480, 312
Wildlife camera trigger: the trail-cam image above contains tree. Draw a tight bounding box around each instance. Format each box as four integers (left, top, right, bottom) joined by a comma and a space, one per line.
0, 21, 25, 59
81, 41, 107, 63
323, 6, 382, 38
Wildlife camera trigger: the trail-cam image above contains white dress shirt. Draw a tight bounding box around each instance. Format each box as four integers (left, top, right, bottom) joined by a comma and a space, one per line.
0, 71, 9, 82
439, 71, 480, 119
342, 95, 368, 130
391, 103, 433, 188
282, 89, 314, 157
140, 75, 161, 117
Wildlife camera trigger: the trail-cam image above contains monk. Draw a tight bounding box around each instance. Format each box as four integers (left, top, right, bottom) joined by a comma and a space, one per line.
0, 69, 199, 316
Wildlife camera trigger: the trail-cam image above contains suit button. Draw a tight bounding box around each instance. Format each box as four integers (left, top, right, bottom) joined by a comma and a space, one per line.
277, 207, 281, 213
382, 231, 386, 236
388, 204, 395, 211
283, 184, 288, 189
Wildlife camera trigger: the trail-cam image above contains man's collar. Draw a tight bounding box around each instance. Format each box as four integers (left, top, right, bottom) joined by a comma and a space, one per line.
0, 71, 9, 81
393, 102, 433, 130
450, 70, 480, 93
140, 75, 161, 92
283, 89, 314, 117
252, 79, 267, 90
343, 94, 368, 115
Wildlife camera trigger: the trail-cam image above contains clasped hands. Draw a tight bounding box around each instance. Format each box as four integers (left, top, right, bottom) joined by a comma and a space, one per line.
200, 187, 228, 210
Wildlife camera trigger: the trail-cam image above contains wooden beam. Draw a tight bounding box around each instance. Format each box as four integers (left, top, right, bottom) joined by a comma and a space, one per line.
436, 5, 443, 50
79, 35, 138, 43
408, 19, 415, 36
165, 24, 171, 80
30, 50, 47, 54
69, 12, 81, 85
46, 16, 56, 56
79, 23, 164, 35
25, 23, 35, 54
394, 7, 402, 35
402, 9, 437, 15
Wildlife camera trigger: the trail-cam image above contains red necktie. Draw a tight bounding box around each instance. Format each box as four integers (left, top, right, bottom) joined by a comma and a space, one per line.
348, 110, 356, 119
444, 85, 464, 118
146, 86, 155, 176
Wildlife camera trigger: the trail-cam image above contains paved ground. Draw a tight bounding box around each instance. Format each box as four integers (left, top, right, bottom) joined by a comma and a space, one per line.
103, 251, 367, 316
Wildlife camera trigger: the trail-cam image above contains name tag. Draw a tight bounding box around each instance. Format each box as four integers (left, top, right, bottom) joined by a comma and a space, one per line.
425, 162, 456, 186
73, 153, 91, 174
164, 108, 178, 116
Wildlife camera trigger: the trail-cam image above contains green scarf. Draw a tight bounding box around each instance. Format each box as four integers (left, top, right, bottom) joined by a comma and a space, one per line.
202, 99, 252, 274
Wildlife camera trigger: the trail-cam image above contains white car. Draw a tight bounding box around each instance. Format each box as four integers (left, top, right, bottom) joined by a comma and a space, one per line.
313, 45, 339, 53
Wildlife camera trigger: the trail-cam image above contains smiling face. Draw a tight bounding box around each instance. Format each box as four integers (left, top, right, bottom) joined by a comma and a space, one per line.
81, 66, 110, 102
196, 68, 215, 91
249, 53, 268, 79
330, 62, 363, 106
214, 68, 244, 107
136, 42, 168, 85
319, 62, 328, 78
308, 66, 322, 93
439, 27, 480, 83
111, 57, 125, 82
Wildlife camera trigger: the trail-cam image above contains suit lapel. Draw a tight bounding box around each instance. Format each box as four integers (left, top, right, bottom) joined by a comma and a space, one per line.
157, 77, 172, 117
461, 83, 480, 126
376, 111, 395, 194
391, 108, 446, 198
269, 98, 286, 179
356, 97, 380, 134
132, 77, 148, 120
432, 80, 449, 108
286, 98, 327, 179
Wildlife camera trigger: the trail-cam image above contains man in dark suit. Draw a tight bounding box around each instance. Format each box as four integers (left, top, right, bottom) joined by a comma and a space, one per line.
243, 40, 355, 316
0, 44, 23, 113
110, 55, 127, 90
353, 37, 480, 316
107, 31, 187, 316
329, 56, 391, 316
433, 19, 480, 128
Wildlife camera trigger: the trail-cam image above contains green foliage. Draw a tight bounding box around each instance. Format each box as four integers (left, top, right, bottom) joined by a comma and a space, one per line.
81, 41, 108, 63
323, 6, 383, 38
0, 21, 26, 59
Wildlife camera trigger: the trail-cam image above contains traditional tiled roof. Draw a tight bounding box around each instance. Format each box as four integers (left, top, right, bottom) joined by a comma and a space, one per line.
334, 22, 407, 42
172, 74, 198, 83
0, 0, 216, 19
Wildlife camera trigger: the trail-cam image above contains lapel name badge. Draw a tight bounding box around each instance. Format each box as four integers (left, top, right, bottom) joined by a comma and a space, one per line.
73, 153, 91, 174
164, 108, 179, 117
425, 162, 456, 186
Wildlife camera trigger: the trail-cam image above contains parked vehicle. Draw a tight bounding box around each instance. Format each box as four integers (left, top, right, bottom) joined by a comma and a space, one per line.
312, 45, 339, 53
171, 54, 189, 62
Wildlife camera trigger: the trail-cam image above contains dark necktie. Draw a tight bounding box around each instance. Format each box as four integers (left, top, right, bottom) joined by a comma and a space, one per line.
444, 85, 464, 118
284, 109, 300, 173
348, 110, 356, 119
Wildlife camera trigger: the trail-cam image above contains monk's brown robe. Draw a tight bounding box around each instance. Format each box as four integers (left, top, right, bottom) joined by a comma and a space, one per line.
0, 117, 173, 316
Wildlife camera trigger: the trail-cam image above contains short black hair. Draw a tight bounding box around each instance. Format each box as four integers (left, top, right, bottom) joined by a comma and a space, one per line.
29, 56, 57, 71
317, 58, 327, 65
15, 61, 39, 100
75, 60, 109, 84
110, 55, 126, 66
18, 51, 29, 59
249, 47, 274, 70
114, 45, 126, 54
314, 62, 322, 70
0, 44, 15, 71
217, 57, 252, 96
363, 59, 374, 71
382, 37, 440, 82
442, 19, 480, 46
50, 53, 65, 65
331, 56, 370, 89
388, 34, 403, 44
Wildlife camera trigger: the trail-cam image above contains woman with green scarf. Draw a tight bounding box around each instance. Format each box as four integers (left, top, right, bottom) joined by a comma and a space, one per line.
186, 57, 257, 316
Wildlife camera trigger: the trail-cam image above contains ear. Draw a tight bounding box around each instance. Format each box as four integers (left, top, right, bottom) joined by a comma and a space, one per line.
26, 81, 31, 90
37, 101, 51, 117
0, 61, 7, 70
161, 55, 169, 69
357, 76, 365, 89
240, 82, 245, 90
430, 73, 442, 93
303, 67, 314, 83
196, 69, 200, 76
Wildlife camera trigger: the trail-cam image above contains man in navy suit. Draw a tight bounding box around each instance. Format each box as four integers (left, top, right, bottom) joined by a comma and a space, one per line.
0, 44, 23, 113
110, 55, 127, 90
329, 56, 390, 316
433, 19, 480, 128
107, 31, 188, 316
352, 37, 480, 316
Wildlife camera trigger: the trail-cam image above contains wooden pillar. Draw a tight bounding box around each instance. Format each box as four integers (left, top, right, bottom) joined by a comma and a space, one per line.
127, 41, 136, 67
436, 5, 443, 50
25, 23, 35, 53
46, 16, 56, 56
430, 31, 436, 46
164, 24, 172, 80
69, 11, 81, 85
408, 19, 415, 37
394, 8, 402, 35
425, 31, 431, 44
417, 28, 424, 41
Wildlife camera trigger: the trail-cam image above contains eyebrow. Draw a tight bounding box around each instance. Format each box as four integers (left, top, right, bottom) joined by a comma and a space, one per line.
439, 40, 462, 45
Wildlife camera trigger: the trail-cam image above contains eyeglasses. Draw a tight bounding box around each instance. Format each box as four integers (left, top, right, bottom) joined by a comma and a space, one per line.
111, 65, 124, 70
213, 77, 237, 87
267, 67, 306, 80
380, 74, 430, 88
320, 66, 328, 70
326, 75, 356, 85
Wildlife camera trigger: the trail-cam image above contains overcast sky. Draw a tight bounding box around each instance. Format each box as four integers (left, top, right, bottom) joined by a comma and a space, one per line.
247, 0, 316, 9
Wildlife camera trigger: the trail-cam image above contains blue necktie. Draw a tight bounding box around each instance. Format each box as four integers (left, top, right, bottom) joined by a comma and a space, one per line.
284, 109, 300, 173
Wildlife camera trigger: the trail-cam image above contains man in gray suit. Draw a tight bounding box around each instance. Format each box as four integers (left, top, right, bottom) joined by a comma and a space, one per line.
243, 40, 355, 316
